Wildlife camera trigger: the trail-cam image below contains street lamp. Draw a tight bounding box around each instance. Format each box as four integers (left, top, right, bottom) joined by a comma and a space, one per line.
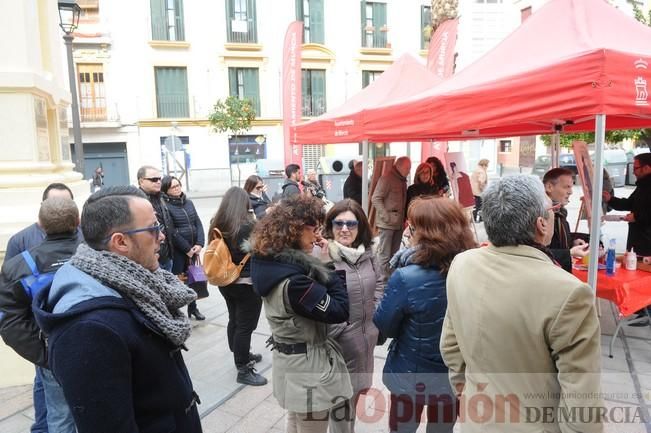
58, 0, 84, 176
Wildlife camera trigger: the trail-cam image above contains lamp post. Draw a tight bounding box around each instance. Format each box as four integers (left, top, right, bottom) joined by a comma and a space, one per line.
58, 0, 84, 176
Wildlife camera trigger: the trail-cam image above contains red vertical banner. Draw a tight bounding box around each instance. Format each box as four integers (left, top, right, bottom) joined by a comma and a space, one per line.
422, 18, 458, 162
426, 18, 459, 79
283, 21, 304, 167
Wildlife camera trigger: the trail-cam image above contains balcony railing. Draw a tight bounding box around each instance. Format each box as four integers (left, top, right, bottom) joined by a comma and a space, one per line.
363, 27, 388, 48
302, 95, 327, 117
227, 18, 257, 43
157, 94, 190, 118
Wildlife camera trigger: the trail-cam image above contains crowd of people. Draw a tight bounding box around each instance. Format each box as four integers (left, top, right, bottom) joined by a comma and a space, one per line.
0, 152, 650, 433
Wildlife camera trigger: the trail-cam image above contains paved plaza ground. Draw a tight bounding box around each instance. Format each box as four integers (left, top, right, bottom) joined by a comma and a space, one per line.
1, 185, 650, 432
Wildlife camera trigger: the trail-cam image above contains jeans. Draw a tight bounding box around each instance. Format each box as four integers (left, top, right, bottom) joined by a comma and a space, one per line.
32, 368, 48, 433
218, 284, 262, 367
160, 258, 173, 272
39, 367, 76, 433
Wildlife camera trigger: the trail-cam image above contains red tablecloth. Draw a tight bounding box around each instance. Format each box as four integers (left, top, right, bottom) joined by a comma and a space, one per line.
572, 268, 651, 316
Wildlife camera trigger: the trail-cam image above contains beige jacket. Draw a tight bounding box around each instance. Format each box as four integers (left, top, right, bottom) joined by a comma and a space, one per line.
441, 245, 603, 433
371, 167, 407, 230
470, 166, 488, 196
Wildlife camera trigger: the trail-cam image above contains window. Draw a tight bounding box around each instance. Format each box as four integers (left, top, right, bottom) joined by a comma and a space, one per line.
302, 69, 326, 117
151, 0, 185, 41
362, 70, 382, 88
79, 0, 99, 23
78, 64, 106, 121
229, 135, 267, 164
421, 5, 432, 50
499, 140, 512, 153
155, 67, 190, 118
361, 1, 387, 48
228, 68, 261, 115
226, 0, 257, 43
296, 0, 324, 44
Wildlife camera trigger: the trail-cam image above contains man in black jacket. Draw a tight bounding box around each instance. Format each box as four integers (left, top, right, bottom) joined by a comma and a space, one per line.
343, 160, 363, 205
137, 165, 175, 271
0, 197, 80, 433
543, 168, 589, 272
603, 153, 651, 256
281, 164, 302, 198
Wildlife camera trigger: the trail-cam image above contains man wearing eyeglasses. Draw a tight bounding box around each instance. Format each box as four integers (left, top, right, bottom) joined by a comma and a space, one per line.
543, 168, 590, 272
603, 153, 651, 257
137, 165, 175, 271
33, 186, 202, 433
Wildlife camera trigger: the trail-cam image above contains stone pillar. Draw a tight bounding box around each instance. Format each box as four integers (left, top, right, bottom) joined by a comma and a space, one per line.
0, 0, 89, 385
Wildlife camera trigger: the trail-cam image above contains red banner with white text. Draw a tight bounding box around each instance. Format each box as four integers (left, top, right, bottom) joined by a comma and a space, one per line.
423, 18, 458, 162
283, 21, 304, 167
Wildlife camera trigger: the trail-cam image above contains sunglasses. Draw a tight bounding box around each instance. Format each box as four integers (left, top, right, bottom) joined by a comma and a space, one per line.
144, 177, 162, 183
103, 221, 163, 243
332, 220, 359, 229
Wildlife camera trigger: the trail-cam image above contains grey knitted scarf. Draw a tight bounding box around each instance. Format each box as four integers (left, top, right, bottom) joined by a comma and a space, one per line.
70, 244, 197, 346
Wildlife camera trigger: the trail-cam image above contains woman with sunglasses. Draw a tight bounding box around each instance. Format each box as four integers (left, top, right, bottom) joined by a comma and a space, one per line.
320, 199, 383, 433
209, 187, 267, 386
374, 197, 476, 433
161, 175, 206, 320
244, 175, 272, 220
250, 195, 352, 433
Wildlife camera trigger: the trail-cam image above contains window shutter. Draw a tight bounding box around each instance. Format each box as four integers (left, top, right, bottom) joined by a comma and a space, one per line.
150, 0, 166, 40
156, 67, 189, 118
296, 0, 303, 21
225, 0, 232, 39
375, 2, 387, 47
360, 1, 366, 46
313, 70, 326, 116
301, 69, 309, 116
175, 0, 185, 41
228, 68, 238, 97
310, 0, 324, 44
248, 0, 258, 42
243, 68, 261, 116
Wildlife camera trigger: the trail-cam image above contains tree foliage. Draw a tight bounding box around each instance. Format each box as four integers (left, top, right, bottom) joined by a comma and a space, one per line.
208, 96, 256, 137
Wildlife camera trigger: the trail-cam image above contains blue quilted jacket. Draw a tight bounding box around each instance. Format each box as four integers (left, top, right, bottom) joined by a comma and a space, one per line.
373, 248, 451, 395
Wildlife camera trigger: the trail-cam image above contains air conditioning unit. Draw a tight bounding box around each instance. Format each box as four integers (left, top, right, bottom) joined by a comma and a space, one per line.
317, 156, 362, 174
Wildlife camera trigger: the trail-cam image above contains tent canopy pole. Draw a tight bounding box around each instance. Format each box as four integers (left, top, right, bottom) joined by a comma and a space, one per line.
588, 114, 606, 292
362, 140, 369, 214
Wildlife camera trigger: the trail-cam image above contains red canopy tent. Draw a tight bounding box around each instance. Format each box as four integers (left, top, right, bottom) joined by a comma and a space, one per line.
292, 53, 441, 144
361, 0, 651, 141
358, 0, 651, 292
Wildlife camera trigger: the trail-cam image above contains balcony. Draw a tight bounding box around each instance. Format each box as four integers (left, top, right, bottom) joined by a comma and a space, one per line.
227, 19, 257, 43
156, 94, 190, 118
302, 95, 327, 117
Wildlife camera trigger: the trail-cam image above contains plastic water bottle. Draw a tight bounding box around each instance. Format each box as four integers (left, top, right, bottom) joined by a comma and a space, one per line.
606, 239, 617, 276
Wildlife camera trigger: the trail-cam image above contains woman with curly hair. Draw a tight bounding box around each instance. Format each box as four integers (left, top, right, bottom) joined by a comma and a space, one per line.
250, 195, 352, 433
374, 197, 476, 433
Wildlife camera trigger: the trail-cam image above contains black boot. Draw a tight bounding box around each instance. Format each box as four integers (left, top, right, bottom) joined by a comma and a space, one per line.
236, 363, 267, 386
249, 352, 262, 363
188, 306, 205, 321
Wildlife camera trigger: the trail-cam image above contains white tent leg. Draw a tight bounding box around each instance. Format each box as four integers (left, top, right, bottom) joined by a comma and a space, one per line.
362, 140, 369, 214
588, 114, 606, 292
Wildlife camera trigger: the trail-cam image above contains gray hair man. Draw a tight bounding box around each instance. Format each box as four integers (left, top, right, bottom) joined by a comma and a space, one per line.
33, 186, 201, 433
0, 198, 81, 433
371, 156, 411, 279
441, 175, 602, 432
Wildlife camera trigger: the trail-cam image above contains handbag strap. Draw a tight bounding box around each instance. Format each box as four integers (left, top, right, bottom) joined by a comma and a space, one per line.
239, 253, 251, 266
